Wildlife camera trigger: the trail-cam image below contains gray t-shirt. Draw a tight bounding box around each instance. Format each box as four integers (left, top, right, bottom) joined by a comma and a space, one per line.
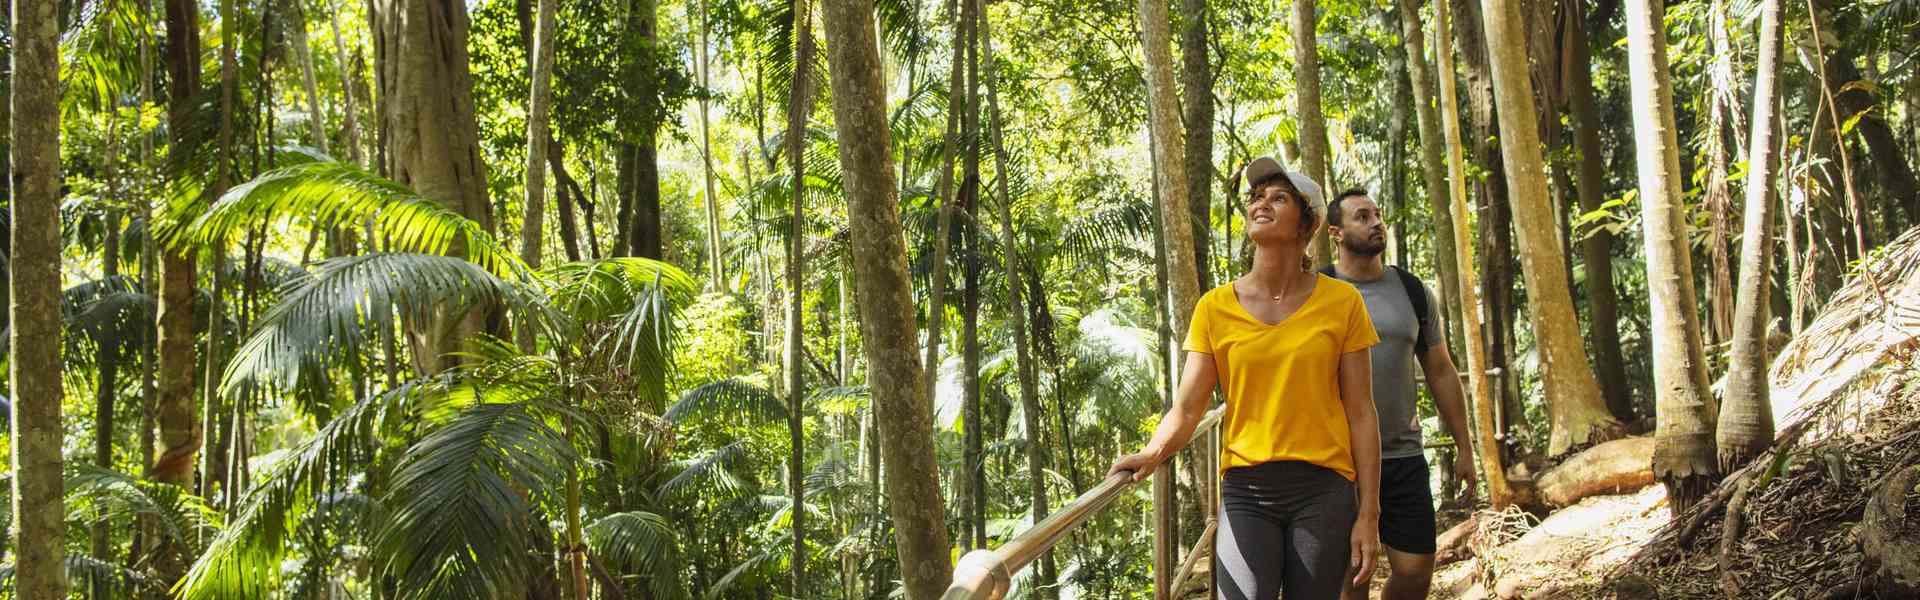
1333, 269, 1439, 459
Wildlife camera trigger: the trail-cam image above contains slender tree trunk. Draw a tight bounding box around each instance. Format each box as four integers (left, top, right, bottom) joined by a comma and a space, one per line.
327, 0, 364, 165
1456, 0, 1521, 451
784, 0, 815, 593
1813, 0, 1920, 229
1397, 0, 1466, 357
8, 0, 67, 591
374, 0, 498, 373
818, 1, 958, 596
922, 0, 968, 418
284, 0, 331, 154
521, 0, 557, 274
93, 125, 125, 599
552, 144, 584, 261
154, 0, 204, 494
133, 0, 160, 563
1294, 0, 1334, 264
1805, 0, 1868, 259
962, 12, 989, 549
1704, 0, 1739, 347
977, 3, 1055, 593
1481, 0, 1622, 457
1562, 0, 1632, 420
1138, 0, 1202, 338
1624, 0, 1721, 514
1182, 0, 1213, 289
624, 0, 665, 260
1718, 0, 1782, 474
695, 0, 725, 290
1435, 0, 1515, 508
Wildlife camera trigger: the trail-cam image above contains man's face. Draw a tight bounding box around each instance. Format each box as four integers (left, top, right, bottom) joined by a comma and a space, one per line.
1332, 195, 1387, 257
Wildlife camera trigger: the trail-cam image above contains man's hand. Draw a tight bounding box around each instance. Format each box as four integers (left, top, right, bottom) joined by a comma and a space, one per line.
1349, 514, 1380, 587
1454, 445, 1478, 501
1107, 451, 1161, 483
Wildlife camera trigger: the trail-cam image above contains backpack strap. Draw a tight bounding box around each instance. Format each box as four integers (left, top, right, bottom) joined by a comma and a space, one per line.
1316, 264, 1339, 278
1390, 265, 1434, 354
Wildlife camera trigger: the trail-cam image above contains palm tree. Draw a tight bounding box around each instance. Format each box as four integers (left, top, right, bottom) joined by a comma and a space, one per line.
164, 155, 696, 598
8, 0, 68, 592
1624, 0, 1720, 514
782, 0, 818, 591
1717, 0, 1782, 473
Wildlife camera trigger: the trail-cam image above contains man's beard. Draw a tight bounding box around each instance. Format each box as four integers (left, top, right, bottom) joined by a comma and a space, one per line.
1342, 232, 1387, 257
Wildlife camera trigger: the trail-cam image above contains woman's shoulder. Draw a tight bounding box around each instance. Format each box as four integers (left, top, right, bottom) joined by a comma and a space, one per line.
1200, 282, 1238, 305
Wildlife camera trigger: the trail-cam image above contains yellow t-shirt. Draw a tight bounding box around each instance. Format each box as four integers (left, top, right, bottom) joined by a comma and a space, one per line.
1183, 275, 1380, 480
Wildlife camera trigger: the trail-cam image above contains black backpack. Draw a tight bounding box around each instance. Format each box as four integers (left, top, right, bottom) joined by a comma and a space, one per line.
1318, 264, 1434, 354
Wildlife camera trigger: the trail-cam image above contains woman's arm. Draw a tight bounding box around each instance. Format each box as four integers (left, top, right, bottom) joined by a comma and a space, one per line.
1339, 348, 1381, 584
1107, 352, 1218, 482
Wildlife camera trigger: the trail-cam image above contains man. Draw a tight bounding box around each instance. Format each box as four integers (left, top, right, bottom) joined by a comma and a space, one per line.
1323, 189, 1477, 600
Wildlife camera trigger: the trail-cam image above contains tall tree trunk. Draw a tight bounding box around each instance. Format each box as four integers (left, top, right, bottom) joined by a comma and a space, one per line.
521, 0, 557, 273
622, 0, 665, 260
1182, 0, 1213, 289
373, 0, 497, 373
922, 0, 968, 425
1455, 0, 1521, 451
962, 8, 990, 551
1718, 0, 1782, 474
93, 130, 125, 599
1294, 0, 1334, 265
1435, 0, 1515, 508
154, 0, 204, 494
1138, 0, 1202, 338
285, 0, 331, 154
1624, 0, 1721, 514
784, 1, 816, 594
1480, 0, 1622, 457
977, 3, 1055, 593
1396, 0, 1466, 357
817, 1, 957, 597
1562, 0, 1632, 420
1704, 0, 1739, 347
327, 0, 365, 165
8, 0, 67, 591
695, 0, 724, 290
133, 0, 160, 562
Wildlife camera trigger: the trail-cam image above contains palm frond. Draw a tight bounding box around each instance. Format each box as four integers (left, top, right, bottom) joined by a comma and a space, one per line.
64, 466, 210, 546
164, 158, 524, 277
373, 401, 577, 600
1054, 197, 1155, 269
659, 441, 751, 500
586, 511, 681, 590
176, 379, 439, 599
221, 253, 530, 397
0, 554, 157, 596
666, 378, 785, 424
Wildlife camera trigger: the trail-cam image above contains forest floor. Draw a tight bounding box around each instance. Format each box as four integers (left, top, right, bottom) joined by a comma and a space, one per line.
1422, 356, 1919, 600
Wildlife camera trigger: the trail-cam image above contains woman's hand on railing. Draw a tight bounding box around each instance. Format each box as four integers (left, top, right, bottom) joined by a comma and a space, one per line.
1106, 451, 1162, 483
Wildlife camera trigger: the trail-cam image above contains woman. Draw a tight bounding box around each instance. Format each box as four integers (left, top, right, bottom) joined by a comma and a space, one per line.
1108, 156, 1382, 599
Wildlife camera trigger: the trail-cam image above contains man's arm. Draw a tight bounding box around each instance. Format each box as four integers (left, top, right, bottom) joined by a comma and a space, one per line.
1419, 300, 1478, 493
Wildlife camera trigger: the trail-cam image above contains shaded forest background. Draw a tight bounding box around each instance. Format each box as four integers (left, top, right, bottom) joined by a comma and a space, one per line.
2, 0, 1918, 597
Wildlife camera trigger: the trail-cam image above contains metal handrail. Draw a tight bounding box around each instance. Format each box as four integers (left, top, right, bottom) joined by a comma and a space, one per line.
943, 405, 1226, 600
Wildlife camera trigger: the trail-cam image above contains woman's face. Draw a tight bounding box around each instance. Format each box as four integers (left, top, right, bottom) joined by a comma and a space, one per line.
1245, 184, 1306, 246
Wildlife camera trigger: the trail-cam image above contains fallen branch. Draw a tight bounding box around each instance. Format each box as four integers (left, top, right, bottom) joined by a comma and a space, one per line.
1717, 475, 1757, 599
1536, 437, 1656, 507
1433, 514, 1478, 567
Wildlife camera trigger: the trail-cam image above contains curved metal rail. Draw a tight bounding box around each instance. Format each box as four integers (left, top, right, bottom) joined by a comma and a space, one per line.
943, 405, 1225, 600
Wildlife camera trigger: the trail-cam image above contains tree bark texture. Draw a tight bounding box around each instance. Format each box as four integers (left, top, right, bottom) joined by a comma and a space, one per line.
155, 0, 204, 491
1480, 0, 1622, 457
521, 0, 557, 272
1562, 0, 1632, 420
1182, 0, 1213, 288
372, 0, 497, 372
696, 0, 725, 290
1435, 0, 1516, 508
1294, 0, 1334, 265
784, 0, 815, 593
1718, 0, 1782, 474
9, 0, 68, 592
922, 0, 968, 419
818, 1, 958, 597
1139, 0, 1203, 340
1623, 0, 1721, 514
1453, 0, 1521, 447
1396, 0, 1466, 357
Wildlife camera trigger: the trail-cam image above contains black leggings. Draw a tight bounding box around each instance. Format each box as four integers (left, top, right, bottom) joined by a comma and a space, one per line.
1214, 461, 1357, 600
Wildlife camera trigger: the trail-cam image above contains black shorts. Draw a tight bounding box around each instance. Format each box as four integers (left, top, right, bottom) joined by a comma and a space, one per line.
1375, 455, 1438, 554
